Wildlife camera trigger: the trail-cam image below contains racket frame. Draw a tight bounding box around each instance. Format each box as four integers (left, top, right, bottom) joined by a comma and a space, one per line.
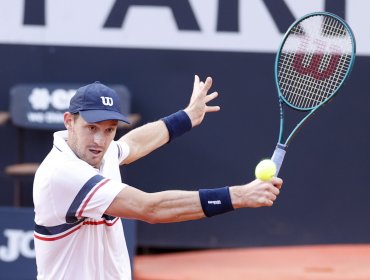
271, 12, 356, 175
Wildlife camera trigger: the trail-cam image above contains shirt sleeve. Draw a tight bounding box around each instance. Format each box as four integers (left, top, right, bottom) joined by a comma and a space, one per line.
50, 159, 125, 223
116, 140, 130, 163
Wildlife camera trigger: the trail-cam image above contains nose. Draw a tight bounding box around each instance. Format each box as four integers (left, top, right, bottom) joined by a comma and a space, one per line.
93, 132, 105, 146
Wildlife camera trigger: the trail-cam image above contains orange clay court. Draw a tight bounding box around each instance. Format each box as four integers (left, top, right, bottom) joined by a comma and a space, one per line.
134, 244, 370, 280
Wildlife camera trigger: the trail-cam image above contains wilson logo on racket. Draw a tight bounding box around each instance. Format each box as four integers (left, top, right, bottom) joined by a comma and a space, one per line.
292, 40, 341, 81
293, 52, 340, 80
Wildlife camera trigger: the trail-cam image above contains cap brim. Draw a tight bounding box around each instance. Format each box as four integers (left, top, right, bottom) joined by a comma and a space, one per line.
80, 110, 130, 124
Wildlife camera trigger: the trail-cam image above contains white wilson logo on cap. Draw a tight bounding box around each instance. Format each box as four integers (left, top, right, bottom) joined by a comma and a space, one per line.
100, 96, 113, 106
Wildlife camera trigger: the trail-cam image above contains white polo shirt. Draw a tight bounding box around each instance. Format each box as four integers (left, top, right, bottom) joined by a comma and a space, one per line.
33, 130, 131, 280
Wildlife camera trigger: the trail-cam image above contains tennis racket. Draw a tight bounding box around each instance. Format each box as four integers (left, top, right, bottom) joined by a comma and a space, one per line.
269, 12, 356, 176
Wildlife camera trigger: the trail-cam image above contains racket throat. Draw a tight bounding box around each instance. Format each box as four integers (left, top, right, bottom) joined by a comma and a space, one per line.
271, 143, 287, 176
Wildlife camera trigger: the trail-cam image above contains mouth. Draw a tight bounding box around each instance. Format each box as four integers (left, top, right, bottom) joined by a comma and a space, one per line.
88, 148, 103, 156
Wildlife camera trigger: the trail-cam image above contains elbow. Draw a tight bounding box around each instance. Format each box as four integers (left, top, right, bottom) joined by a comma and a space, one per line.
141, 210, 180, 224
141, 202, 174, 224
137, 193, 176, 224
141, 206, 162, 224
143, 216, 160, 224
139, 193, 167, 224
135, 200, 158, 224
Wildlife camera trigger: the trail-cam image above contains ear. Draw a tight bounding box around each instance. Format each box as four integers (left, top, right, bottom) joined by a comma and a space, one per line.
64, 112, 74, 129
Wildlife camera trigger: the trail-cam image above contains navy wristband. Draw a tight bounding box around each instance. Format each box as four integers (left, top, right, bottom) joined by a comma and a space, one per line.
199, 187, 234, 217
161, 110, 192, 142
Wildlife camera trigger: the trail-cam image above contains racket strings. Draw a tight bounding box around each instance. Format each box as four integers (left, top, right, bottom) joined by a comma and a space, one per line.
279, 53, 333, 106
277, 14, 353, 109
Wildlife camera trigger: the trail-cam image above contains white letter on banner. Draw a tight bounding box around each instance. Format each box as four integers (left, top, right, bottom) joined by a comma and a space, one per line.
0, 229, 35, 262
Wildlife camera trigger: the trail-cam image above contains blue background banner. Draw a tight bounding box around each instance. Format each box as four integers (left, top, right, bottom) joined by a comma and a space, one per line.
0, 208, 36, 279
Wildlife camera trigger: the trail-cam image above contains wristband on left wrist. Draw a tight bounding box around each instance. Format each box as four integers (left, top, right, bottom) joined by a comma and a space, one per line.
161, 110, 192, 142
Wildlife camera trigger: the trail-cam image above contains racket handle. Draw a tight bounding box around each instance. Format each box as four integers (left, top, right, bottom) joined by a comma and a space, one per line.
271, 144, 287, 176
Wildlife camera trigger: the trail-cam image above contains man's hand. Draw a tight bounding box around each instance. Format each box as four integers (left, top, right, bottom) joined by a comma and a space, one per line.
184, 75, 220, 127
230, 177, 283, 208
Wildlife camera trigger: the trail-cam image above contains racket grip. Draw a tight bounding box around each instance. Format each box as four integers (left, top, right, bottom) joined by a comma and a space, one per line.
271, 144, 287, 176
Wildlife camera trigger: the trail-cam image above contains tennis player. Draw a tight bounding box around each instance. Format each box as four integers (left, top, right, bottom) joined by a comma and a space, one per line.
33, 76, 283, 280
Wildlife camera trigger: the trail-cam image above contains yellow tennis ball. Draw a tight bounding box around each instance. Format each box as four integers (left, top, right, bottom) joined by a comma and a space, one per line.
255, 159, 277, 181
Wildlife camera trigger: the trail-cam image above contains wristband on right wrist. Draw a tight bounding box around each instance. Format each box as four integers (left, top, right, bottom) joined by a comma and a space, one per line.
198, 187, 234, 217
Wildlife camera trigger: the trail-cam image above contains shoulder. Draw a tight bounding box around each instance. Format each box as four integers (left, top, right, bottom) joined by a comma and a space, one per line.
106, 140, 130, 162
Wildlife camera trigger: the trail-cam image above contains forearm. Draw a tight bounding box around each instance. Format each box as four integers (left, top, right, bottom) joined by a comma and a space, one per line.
119, 120, 169, 164
106, 187, 205, 223
120, 110, 192, 164
144, 190, 205, 223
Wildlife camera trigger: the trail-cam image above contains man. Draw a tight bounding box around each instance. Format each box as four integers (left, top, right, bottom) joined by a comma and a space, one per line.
33, 76, 283, 280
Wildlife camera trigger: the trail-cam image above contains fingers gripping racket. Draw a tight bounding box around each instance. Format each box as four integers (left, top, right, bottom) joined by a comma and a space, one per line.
270, 12, 356, 176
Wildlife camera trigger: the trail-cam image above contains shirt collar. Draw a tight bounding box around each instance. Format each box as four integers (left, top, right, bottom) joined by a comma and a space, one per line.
53, 130, 74, 155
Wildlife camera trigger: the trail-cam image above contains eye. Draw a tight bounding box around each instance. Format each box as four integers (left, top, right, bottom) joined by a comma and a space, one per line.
88, 125, 96, 131
106, 127, 116, 133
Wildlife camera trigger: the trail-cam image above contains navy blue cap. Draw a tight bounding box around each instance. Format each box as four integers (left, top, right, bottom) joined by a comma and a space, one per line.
69, 81, 130, 123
